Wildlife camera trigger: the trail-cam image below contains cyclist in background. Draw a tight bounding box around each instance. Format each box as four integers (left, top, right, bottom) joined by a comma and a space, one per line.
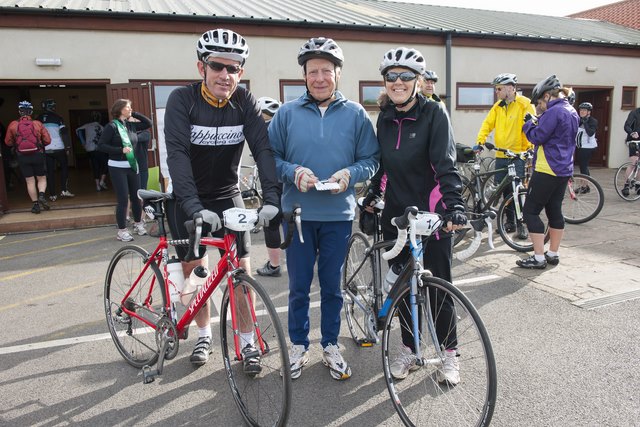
269, 36, 379, 381
38, 98, 75, 201
476, 73, 535, 240
364, 47, 467, 384
622, 105, 640, 196
519, 75, 578, 269
164, 29, 281, 367
419, 69, 446, 108
575, 102, 598, 192
255, 96, 285, 277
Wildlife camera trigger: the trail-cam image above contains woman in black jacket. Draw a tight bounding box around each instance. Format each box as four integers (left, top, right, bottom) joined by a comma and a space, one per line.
98, 99, 152, 241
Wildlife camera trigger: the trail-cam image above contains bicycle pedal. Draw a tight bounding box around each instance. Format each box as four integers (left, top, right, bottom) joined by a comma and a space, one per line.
356, 339, 376, 347
141, 365, 156, 384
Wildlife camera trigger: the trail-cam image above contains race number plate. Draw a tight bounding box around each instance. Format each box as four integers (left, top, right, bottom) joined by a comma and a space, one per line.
223, 208, 259, 232
414, 212, 442, 236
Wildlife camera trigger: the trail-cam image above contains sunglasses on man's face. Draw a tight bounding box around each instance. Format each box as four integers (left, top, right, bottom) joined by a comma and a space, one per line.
204, 60, 242, 74
385, 71, 417, 83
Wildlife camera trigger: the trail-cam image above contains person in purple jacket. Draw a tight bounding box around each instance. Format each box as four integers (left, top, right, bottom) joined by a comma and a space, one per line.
518, 75, 579, 269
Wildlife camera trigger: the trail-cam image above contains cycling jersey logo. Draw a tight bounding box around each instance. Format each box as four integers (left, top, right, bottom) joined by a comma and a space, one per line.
191, 124, 244, 146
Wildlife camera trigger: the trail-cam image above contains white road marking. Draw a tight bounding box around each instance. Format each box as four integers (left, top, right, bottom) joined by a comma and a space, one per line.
0, 276, 499, 355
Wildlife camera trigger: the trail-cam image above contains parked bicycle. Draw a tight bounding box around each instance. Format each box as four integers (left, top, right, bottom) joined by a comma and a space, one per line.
240, 160, 262, 205
457, 142, 548, 253
343, 202, 497, 426
104, 189, 301, 427
614, 140, 640, 201
562, 173, 604, 224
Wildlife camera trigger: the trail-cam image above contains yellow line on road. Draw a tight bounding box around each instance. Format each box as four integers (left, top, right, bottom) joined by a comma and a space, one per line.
0, 235, 112, 262
0, 280, 101, 313
0, 229, 79, 246
0, 253, 108, 281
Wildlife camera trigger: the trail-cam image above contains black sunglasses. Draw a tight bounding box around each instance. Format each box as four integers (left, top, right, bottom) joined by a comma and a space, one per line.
385, 71, 417, 83
204, 60, 242, 74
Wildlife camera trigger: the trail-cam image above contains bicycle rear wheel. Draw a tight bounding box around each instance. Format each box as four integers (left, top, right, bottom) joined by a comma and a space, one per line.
104, 245, 165, 368
381, 276, 497, 427
614, 161, 640, 201
220, 273, 291, 427
497, 192, 549, 252
563, 174, 604, 224
342, 232, 377, 345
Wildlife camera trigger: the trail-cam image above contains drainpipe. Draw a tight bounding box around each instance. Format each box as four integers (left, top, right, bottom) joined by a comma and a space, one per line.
446, 32, 452, 116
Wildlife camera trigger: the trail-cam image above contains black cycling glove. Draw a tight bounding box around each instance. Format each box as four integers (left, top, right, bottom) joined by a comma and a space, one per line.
444, 205, 468, 226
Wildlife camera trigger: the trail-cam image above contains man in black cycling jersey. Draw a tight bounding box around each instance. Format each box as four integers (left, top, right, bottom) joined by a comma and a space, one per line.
164, 29, 281, 368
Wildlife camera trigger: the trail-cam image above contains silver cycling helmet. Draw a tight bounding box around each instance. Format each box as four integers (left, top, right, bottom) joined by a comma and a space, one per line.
42, 98, 56, 110
379, 47, 426, 75
492, 73, 517, 86
297, 37, 344, 67
423, 70, 438, 82
257, 96, 281, 117
197, 29, 250, 64
531, 74, 562, 105
18, 100, 33, 115
578, 102, 593, 111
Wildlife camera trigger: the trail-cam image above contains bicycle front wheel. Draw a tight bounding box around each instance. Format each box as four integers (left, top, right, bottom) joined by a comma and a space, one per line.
497, 192, 549, 252
104, 245, 165, 368
614, 161, 640, 201
563, 174, 604, 224
342, 232, 377, 345
220, 273, 291, 427
381, 276, 497, 427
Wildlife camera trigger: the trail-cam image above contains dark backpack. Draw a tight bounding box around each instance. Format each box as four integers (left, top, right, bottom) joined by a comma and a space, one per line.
15, 118, 42, 155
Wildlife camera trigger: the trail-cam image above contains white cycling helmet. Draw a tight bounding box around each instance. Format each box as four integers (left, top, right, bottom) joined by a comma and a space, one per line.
257, 97, 281, 117
297, 37, 344, 67
197, 29, 249, 64
18, 100, 33, 115
379, 47, 426, 75
492, 73, 517, 86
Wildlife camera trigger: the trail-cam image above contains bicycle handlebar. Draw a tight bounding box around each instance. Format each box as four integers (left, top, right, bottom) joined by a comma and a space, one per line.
483, 142, 533, 161
382, 206, 443, 261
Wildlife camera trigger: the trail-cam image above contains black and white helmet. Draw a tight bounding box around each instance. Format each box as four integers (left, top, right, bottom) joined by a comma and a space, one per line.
257, 97, 281, 117
197, 29, 249, 64
18, 100, 33, 115
42, 98, 56, 110
379, 47, 426, 75
578, 102, 593, 111
492, 73, 517, 86
423, 70, 438, 82
297, 37, 344, 67
531, 75, 562, 105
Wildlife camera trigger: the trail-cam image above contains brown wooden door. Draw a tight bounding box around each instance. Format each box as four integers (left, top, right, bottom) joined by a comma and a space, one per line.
106, 82, 158, 168
575, 89, 611, 167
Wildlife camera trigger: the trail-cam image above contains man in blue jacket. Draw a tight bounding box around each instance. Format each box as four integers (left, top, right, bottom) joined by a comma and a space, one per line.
269, 37, 379, 381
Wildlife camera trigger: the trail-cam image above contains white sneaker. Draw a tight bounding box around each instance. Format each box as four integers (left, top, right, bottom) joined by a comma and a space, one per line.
289, 344, 309, 380
60, 190, 75, 198
117, 229, 134, 242
436, 349, 460, 385
134, 222, 147, 236
322, 343, 351, 380
390, 345, 419, 380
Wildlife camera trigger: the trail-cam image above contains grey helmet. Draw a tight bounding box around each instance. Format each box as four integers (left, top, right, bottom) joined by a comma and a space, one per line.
297, 37, 344, 67
531, 75, 562, 105
423, 70, 438, 82
42, 98, 56, 110
492, 73, 517, 86
257, 96, 281, 116
18, 100, 33, 115
379, 47, 426, 75
578, 102, 593, 111
197, 29, 249, 64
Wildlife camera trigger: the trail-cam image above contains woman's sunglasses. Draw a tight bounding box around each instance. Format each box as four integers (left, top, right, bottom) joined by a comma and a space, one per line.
204, 60, 242, 74
385, 71, 417, 83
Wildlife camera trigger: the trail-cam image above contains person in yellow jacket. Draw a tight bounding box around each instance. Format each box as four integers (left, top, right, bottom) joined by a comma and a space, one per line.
419, 70, 446, 108
476, 73, 535, 239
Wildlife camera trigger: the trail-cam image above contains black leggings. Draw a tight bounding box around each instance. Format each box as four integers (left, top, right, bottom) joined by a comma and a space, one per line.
576, 147, 595, 176
109, 166, 141, 229
383, 231, 457, 351
523, 171, 569, 232
45, 150, 69, 195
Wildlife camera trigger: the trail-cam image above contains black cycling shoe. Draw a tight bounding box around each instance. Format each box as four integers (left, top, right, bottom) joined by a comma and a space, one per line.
516, 224, 529, 240
190, 336, 212, 366
503, 222, 516, 233
516, 255, 547, 269
242, 344, 262, 376
544, 252, 560, 266
257, 261, 281, 277
622, 185, 630, 197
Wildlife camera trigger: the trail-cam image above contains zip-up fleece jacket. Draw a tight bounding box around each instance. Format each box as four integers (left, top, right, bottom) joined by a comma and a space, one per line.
477, 95, 535, 158
372, 95, 464, 231
523, 98, 579, 177
624, 108, 640, 141
269, 91, 379, 222
164, 83, 280, 218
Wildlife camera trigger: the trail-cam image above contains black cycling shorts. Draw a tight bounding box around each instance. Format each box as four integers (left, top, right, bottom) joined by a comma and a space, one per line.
166, 194, 250, 261
17, 152, 46, 178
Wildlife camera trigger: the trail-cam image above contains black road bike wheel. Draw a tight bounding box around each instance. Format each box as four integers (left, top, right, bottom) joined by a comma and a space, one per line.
497, 192, 549, 252
563, 174, 604, 224
614, 161, 640, 201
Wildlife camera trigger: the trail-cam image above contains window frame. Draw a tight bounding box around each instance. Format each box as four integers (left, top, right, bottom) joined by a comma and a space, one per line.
279, 79, 306, 103
622, 86, 637, 110
359, 81, 385, 111
456, 83, 497, 110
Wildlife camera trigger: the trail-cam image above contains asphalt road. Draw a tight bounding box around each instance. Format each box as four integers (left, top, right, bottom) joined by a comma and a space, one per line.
1, 220, 639, 426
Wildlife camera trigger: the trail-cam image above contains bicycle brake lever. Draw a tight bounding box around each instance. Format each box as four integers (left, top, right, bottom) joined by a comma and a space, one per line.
485, 218, 495, 250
